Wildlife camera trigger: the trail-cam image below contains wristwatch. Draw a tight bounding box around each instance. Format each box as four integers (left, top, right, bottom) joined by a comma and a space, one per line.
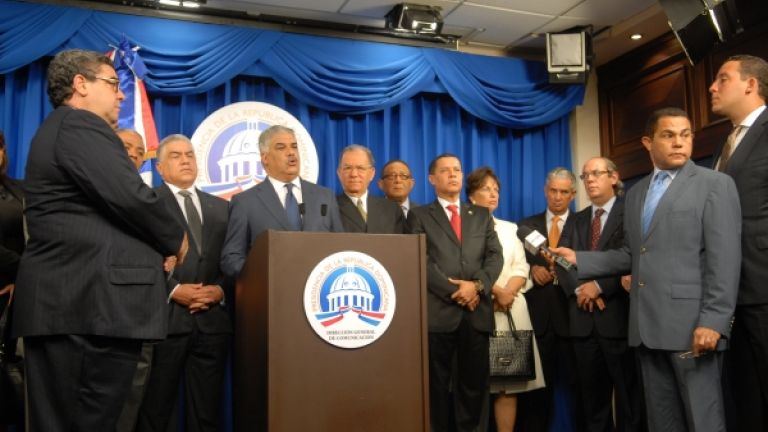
473, 279, 484, 295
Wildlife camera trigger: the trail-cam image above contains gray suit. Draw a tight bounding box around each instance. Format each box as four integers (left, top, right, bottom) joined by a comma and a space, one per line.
575, 160, 741, 432
220, 178, 343, 278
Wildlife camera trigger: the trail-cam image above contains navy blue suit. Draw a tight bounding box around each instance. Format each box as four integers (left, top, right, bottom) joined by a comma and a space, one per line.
220, 178, 343, 278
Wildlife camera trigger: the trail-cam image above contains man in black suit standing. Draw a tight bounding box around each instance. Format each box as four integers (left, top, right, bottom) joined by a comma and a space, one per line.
559, 157, 641, 432
136, 134, 231, 432
13, 49, 187, 431
406, 153, 502, 432
220, 125, 343, 278
516, 167, 576, 431
336, 145, 404, 234
378, 159, 417, 217
710, 54, 768, 431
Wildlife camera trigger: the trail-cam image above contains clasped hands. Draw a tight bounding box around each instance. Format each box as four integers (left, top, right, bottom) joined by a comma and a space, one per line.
449, 278, 480, 311
576, 281, 605, 312
172, 283, 224, 314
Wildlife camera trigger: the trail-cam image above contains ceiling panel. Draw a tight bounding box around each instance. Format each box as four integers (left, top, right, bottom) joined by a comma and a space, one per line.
564, 0, 657, 25
460, 0, 583, 17
444, 3, 554, 46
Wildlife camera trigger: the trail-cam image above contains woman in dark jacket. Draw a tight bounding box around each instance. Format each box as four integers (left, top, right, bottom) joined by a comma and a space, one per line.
0, 130, 25, 431
0, 130, 24, 302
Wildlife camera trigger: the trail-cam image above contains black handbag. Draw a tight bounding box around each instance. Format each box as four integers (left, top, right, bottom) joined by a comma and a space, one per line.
0, 298, 24, 425
488, 309, 535, 380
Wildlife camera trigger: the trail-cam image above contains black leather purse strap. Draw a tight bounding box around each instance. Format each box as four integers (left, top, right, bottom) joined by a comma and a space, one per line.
491, 308, 518, 334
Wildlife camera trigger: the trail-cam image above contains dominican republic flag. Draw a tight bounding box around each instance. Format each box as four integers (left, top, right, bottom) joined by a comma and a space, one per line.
109, 35, 159, 185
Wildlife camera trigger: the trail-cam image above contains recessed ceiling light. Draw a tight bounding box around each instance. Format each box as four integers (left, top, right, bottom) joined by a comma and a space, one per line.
630, 33, 643, 40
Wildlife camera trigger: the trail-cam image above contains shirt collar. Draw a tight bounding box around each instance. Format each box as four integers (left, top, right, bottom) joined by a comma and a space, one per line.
593, 195, 616, 216
166, 182, 196, 197
267, 176, 301, 191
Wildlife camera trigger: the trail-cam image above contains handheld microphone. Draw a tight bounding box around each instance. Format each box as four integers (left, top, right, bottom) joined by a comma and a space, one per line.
516, 225, 574, 271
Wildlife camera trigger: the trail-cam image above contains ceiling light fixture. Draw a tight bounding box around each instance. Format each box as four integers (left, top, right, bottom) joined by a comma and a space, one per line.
156, 0, 206, 7
630, 33, 643, 40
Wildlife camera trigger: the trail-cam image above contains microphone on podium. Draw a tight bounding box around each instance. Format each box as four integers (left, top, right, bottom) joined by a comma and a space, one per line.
516, 225, 574, 271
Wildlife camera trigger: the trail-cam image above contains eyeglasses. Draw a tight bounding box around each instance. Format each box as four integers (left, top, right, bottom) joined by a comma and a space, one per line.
579, 170, 612, 180
381, 173, 412, 181
93, 76, 120, 93
340, 165, 371, 174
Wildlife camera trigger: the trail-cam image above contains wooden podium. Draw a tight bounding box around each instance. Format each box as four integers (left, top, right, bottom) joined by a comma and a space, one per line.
233, 231, 429, 431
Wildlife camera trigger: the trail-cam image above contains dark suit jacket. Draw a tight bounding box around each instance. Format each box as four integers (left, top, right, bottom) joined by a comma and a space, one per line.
337, 193, 405, 234
578, 161, 741, 350
14, 106, 184, 339
559, 199, 629, 339
406, 200, 503, 333
0, 177, 24, 286
518, 211, 571, 337
157, 184, 231, 335
714, 107, 768, 305
220, 178, 344, 277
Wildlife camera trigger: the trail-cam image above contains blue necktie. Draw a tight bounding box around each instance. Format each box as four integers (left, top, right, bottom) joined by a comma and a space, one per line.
284, 183, 302, 231
641, 171, 670, 237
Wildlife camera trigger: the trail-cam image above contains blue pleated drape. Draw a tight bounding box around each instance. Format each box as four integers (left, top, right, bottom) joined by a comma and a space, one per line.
0, 0, 583, 221
0, 1, 583, 431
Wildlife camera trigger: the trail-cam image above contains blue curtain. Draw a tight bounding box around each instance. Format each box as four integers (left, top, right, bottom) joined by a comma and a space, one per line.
146, 75, 571, 221
0, 1, 581, 431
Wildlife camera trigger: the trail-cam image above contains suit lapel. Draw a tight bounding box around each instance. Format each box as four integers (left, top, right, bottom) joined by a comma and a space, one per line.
158, 183, 192, 238
597, 201, 623, 250
725, 108, 768, 177
255, 181, 291, 230
646, 161, 695, 238
576, 208, 591, 250
338, 194, 366, 232
198, 189, 217, 253
428, 201, 460, 245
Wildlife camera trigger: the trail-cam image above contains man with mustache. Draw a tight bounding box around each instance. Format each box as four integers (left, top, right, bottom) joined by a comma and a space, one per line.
220, 125, 343, 278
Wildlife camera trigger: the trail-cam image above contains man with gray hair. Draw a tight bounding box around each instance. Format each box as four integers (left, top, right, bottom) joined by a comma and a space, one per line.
336, 144, 404, 233
220, 125, 343, 277
516, 167, 578, 431
136, 134, 232, 432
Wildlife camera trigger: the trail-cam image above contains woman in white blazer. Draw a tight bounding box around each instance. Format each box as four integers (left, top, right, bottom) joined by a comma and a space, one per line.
466, 167, 545, 432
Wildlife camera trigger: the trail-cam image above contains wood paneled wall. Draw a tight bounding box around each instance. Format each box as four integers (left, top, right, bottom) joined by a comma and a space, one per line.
597, 26, 768, 179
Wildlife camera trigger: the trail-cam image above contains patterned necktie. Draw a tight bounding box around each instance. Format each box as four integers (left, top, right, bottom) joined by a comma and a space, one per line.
642, 171, 670, 237
284, 183, 302, 231
178, 190, 202, 254
548, 215, 561, 248
717, 125, 745, 172
590, 208, 605, 251
447, 204, 461, 243
356, 198, 367, 222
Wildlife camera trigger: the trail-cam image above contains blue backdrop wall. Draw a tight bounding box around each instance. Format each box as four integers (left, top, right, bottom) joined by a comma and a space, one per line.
0, 0, 583, 222
0, 1, 585, 430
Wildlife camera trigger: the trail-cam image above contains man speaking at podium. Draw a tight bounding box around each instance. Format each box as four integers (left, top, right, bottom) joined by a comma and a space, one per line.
407, 153, 502, 432
220, 125, 343, 278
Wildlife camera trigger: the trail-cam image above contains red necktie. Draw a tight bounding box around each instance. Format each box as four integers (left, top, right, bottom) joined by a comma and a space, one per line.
590, 208, 605, 251
447, 204, 461, 243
